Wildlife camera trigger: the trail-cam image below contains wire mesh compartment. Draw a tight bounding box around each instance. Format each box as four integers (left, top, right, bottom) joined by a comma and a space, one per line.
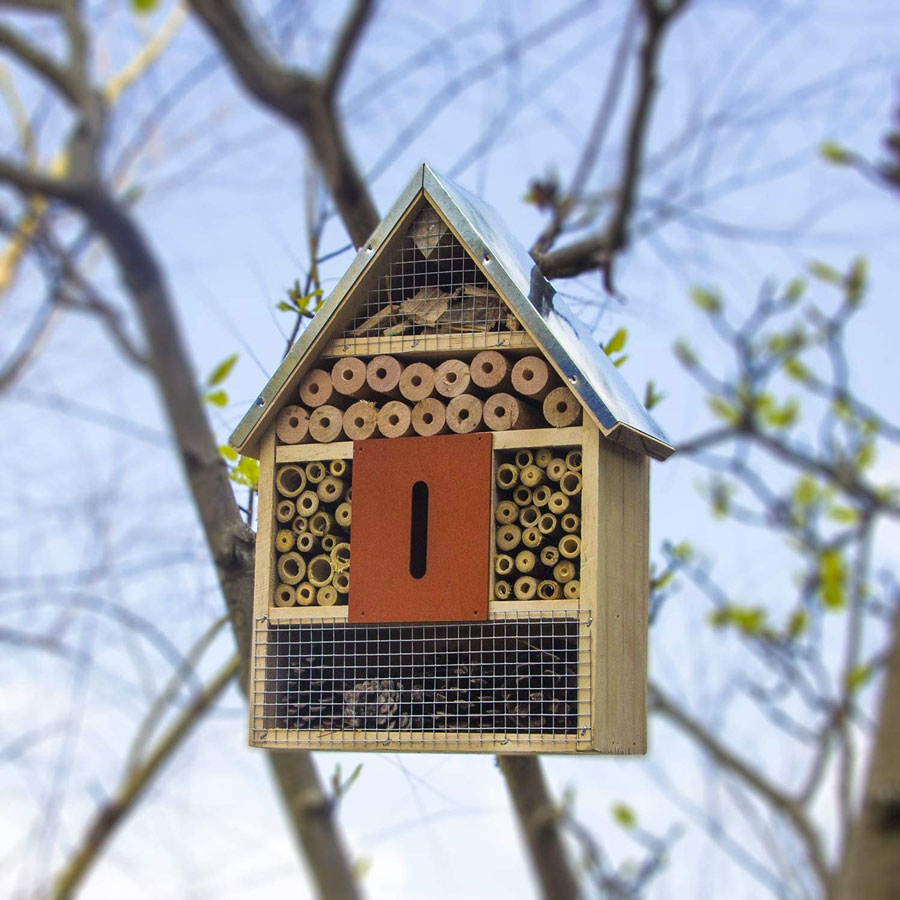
252, 611, 591, 750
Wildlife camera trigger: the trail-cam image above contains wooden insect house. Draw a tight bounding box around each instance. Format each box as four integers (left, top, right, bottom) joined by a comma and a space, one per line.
230, 165, 673, 754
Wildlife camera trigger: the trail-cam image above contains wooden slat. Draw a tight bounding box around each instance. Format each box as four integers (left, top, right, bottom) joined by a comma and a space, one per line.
579, 421, 601, 750
268, 606, 350, 622
322, 330, 536, 359
491, 426, 581, 450
488, 600, 581, 615
276, 441, 354, 462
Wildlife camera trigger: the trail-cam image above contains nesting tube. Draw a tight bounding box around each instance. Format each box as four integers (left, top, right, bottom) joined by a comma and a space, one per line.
275, 405, 310, 444
366, 355, 403, 397
411, 397, 448, 436
296, 490, 319, 517
532, 485, 552, 508
377, 400, 414, 438
495, 523, 522, 552
565, 449, 582, 471
309, 511, 333, 536
296, 583, 316, 606
321, 534, 338, 553
317, 476, 345, 503
471, 350, 511, 392
538, 580, 561, 600
434, 359, 470, 398
331, 357, 371, 400
329, 458, 348, 478
305, 461, 326, 483
564, 580, 580, 599
494, 554, 514, 576
538, 513, 558, 535
331, 542, 351, 571
496, 463, 519, 490
522, 527, 542, 549
316, 585, 339, 607
291, 516, 308, 535
273, 584, 296, 607
560, 470, 582, 497
335, 501, 352, 529
519, 505, 540, 528
333, 571, 350, 595
275, 499, 295, 523
309, 406, 344, 443
343, 400, 378, 440
519, 464, 545, 488
296, 532, 317, 554
512, 485, 533, 507
275, 529, 295, 553
399, 362, 435, 403
535, 448, 554, 468
277, 551, 306, 585
275, 465, 306, 498
514, 450, 534, 469
515, 550, 536, 574
446, 394, 482, 434
540, 546, 560, 567
514, 576, 538, 600
559, 534, 582, 559
548, 491, 570, 515
561, 513, 580, 534
511, 356, 554, 401
299, 368, 335, 408
483, 393, 540, 431
546, 458, 567, 482
494, 580, 512, 600
495, 500, 519, 524
307, 554, 335, 587
543, 386, 581, 427
553, 560, 576, 583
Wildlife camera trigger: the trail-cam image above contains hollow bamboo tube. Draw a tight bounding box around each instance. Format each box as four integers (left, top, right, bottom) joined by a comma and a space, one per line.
553, 560, 576, 583
291, 516, 309, 535
321, 534, 338, 553
446, 394, 482, 433
511, 356, 554, 401
494, 554, 514, 576
299, 368, 335, 408
559, 534, 582, 559
343, 400, 378, 440
538, 513, 558, 535
411, 397, 448, 436
333, 571, 350, 595
546, 458, 566, 482
514, 576, 538, 600
296, 582, 316, 606
519, 464, 545, 488
275, 464, 306, 498
522, 527, 542, 549
305, 461, 326, 483
377, 400, 414, 438
329, 458, 348, 478
471, 350, 511, 391
483, 392, 541, 431
307, 554, 334, 587
331, 357, 371, 399
274, 583, 296, 607
532, 485, 552, 508
275, 405, 310, 444
565, 449, 582, 471
316, 585, 339, 606
494, 580, 512, 600
560, 470, 583, 497
564, 580, 580, 599
543, 386, 581, 427
309, 511, 333, 536
514, 449, 534, 469
535, 447, 554, 468
495, 523, 522, 552
317, 476, 345, 503
434, 358, 470, 398
296, 490, 319, 516
540, 545, 560, 567
496, 463, 519, 490
296, 532, 317, 554
561, 513, 580, 534
512, 485, 533, 507
275, 529, 296, 553
309, 405, 344, 443
275, 499, 295, 523
366, 355, 403, 396
548, 491, 570, 515
537, 580, 561, 600
515, 550, 536, 574
495, 500, 519, 524
277, 551, 306, 585
335, 501, 352, 529
399, 362, 435, 402
519, 505, 540, 528
331, 542, 351, 571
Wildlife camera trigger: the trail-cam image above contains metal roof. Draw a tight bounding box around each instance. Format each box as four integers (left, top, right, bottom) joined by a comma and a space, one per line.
230, 164, 673, 461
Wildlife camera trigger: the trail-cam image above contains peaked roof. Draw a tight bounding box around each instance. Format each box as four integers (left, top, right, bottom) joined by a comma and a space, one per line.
230, 164, 674, 461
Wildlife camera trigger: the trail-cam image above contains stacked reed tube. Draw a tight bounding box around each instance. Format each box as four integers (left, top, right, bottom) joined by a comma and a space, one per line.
272, 458, 352, 608
272, 349, 582, 446
493, 446, 583, 602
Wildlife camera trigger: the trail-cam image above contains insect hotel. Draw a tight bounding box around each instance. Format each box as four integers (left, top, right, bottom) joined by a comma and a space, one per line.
230, 165, 673, 754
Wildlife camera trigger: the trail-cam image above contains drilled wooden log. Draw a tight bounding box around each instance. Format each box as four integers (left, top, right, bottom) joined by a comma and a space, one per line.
331, 357, 372, 399
411, 397, 448, 436
275, 405, 310, 444
543, 386, 581, 427
470, 350, 511, 391
299, 368, 335, 408
275, 499, 295, 523
495, 500, 519, 524
343, 400, 378, 440
511, 356, 554, 401
434, 359, 470, 398
399, 362, 435, 403
274, 584, 297, 607
309, 406, 344, 443
483, 393, 540, 431
277, 552, 306, 585
377, 400, 414, 438
446, 394, 482, 433
366, 355, 403, 396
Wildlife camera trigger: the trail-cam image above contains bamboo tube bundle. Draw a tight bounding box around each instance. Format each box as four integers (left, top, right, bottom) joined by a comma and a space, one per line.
515, 550, 536, 574
366, 355, 403, 397
291, 516, 309, 535
496, 463, 519, 490
274, 584, 297, 607
275, 499, 295, 523
331, 357, 371, 400
548, 491, 570, 515
335, 501, 352, 530
495, 524, 522, 552
296, 583, 316, 606
540, 545, 560, 567
512, 485, 532, 507
519, 464, 545, 488
317, 476, 345, 503
331, 541, 351, 571
276, 464, 307, 497
519, 505, 540, 528
309, 511, 334, 537
321, 534, 338, 553
378, 400, 414, 438
329, 459, 348, 478
532, 484, 552, 508
343, 401, 378, 440
275, 405, 310, 444
296, 532, 317, 554
333, 571, 350, 595
494, 580, 512, 600
559, 534, 581, 559
494, 554, 514, 576
560, 513, 580, 534
278, 552, 306, 585
522, 527, 542, 549
296, 490, 319, 517
546, 458, 566, 482
565, 449, 582, 472
317, 585, 338, 606
514, 449, 534, 469
434, 359, 470, 398
514, 576, 538, 600
564, 580, 580, 599
275, 529, 296, 552
560, 470, 582, 497
483, 393, 540, 431
307, 554, 335, 587
543, 386, 581, 427
538, 512, 558, 536
309, 406, 344, 443
446, 394, 482, 433
299, 368, 335, 407
399, 362, 435, 402
511, 356, 555, 401
471, 350, 511, 392
495, 500, 518, 524
411, 397, 448, 437
553, 560, 576, 583
538, 580, 561, 600
535, 447, 554, 468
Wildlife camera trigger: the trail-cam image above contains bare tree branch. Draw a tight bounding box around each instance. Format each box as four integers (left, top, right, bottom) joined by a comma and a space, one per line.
0, 20, 80, 103
323, 0, 375, 101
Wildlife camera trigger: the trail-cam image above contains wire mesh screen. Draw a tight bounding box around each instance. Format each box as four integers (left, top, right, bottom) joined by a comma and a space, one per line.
333, 206, 524, 356
252, 611, 591, 748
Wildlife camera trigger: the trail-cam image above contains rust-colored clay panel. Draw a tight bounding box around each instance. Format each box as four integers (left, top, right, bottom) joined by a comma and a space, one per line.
349, 433, 492, 623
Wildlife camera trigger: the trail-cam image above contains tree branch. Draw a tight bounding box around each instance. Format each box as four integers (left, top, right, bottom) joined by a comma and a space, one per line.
323, 0, 375, 101
0, 20, 80, 104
